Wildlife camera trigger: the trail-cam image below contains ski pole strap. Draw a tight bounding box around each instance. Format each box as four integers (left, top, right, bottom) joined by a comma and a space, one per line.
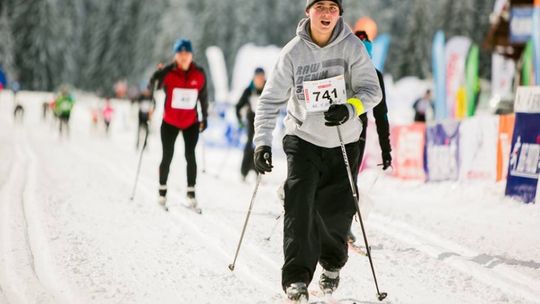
347, 98, 365, 116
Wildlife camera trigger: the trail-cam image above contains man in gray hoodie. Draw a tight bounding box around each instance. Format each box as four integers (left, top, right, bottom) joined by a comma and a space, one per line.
253, 0, 382, 301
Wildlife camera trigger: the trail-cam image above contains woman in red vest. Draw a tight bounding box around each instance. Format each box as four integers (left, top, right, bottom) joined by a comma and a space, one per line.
150, 38, 208, 210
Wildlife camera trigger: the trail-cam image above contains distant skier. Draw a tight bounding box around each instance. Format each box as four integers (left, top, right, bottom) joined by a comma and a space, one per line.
10, 81, 24, 123
135, 88, 155, 149
13, 103, 24, 122
149, 38, 208, 211
235, 67, 266, 181
347, 30, 392, 243
42, 100, 49, 120
54, 87, 75, 137
412, 89, 434, 122
253, 0, 382, 301
102, 98, 114, 134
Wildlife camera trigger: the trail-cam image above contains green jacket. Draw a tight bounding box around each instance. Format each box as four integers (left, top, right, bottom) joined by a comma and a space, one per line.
55, 94, 75, 115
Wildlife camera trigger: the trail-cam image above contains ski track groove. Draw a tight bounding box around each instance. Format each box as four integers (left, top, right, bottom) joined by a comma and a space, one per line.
32, 130, 236, 302
65, 137, 284, 302
370, 212, 540, 302
28, 126, 223, 302
0, 133, 56, 304
74, 135, 285, 272
67, 126, 539, 304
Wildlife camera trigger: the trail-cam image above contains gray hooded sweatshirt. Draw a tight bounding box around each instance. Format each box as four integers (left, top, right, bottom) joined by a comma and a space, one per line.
254, 17, 382, 148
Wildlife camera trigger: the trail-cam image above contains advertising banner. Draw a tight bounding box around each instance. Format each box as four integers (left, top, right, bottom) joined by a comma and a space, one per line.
533, 4, 540, 85
510, 7, 534, 44
465, 45, 480, 117
492, 53, 516, 98
432, 31, 446, 120
391, 123, 426, 180
505, 87, 540, 203
425, 120, 460, 182
497, 114, 516, 181
372, 34, 391, 73
445, 37, 471, 119
459, 116, 499, 181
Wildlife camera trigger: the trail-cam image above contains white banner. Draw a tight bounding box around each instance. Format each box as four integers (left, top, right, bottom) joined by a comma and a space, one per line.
205, 46, 229, 103
491, 53, 516, 98
459, 115, 499, 181
514, 86, 540, 113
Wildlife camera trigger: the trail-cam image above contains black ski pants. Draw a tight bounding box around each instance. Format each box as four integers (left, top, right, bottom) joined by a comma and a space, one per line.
240, 114, 255, 177
159, 121, 199, 188
137, 114, 150, 149
281, 134, 360, 290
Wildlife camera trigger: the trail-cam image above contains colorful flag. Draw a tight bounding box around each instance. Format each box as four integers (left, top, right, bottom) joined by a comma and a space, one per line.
432, 31, 446, 120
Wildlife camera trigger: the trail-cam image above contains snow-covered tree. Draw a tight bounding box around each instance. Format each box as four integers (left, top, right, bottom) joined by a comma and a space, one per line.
0, 0, 497, 93
0, 7, 16, 81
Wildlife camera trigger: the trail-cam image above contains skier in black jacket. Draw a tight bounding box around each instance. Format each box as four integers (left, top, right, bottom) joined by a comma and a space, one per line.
235, 67, 266, 181
349, 31, 392, 243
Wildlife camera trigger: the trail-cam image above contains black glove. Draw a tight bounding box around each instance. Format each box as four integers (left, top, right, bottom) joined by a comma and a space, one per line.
254, 145, 273, 174
324, 104, 350, 126
381, 151, 392, 170
199, 119, 207, 133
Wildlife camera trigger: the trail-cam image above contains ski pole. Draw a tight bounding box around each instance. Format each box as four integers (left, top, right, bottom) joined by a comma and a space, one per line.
130, 123, 150, 201
336, 125, 387, 301
130, 83, 158, 201
264, 211, 284, 241
228, 155, 267, 271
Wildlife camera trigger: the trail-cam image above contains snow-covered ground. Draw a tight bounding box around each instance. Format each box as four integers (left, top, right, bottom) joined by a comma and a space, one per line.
0, 91, 539, 304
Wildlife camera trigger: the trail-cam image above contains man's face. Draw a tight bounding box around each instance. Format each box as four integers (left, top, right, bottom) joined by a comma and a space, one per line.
253, 73, 266, 89
174, 51, 193, 69
306, 1, 340, 36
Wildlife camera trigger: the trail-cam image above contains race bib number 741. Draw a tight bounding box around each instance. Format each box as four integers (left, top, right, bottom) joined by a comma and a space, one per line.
303, 75, 347, 112
171, 88, 198, 109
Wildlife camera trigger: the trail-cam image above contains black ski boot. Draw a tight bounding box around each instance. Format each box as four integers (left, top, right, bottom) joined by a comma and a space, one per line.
186, 187, 197, 208
158, 185, 167, 210
319, 269, 340, 295
286, 282, 308, 303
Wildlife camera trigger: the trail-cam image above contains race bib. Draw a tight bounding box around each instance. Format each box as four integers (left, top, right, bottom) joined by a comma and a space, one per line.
303, 75, 347, 112
171, 88, 198, 109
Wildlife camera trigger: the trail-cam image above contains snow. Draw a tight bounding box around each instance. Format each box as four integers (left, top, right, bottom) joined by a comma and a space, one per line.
0, 91, 539, 304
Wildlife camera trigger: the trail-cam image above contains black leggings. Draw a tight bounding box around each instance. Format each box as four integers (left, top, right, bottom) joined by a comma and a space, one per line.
159, 121, 199, 188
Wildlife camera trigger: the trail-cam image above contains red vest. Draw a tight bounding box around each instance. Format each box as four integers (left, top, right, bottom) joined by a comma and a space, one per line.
162, 63, 206, 129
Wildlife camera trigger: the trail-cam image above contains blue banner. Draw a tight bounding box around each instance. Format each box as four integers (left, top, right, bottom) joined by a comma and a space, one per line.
505, 113, 540, 203
372, 34, 391, 73
432, 31, 446, 120
510, 7, 534, 44
425, 120, 460, 182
